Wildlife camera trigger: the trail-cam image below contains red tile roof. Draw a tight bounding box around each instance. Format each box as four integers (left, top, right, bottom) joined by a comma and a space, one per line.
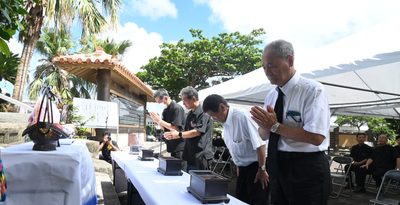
53, 48, 153, 102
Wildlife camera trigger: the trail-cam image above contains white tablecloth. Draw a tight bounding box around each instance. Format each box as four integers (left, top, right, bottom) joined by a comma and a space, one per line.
0, 140, 97, 205
111, 151, 247, 205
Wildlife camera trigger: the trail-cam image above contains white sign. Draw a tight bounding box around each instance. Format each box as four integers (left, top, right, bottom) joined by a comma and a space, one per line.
73, 98, 119, 129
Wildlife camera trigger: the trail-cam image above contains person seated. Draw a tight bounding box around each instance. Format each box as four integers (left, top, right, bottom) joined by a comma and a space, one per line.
98, 132, 119, 164
212, 133, 226, 147
395, 134, 400, 155
360, 134, 400, 190
345, 133, 372, 192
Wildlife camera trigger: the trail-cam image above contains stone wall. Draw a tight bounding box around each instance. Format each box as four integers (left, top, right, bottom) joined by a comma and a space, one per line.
0, 123, 26, 144
0, 112, 29, 145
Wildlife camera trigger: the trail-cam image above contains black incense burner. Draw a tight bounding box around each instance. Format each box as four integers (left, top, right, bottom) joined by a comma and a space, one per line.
157, 156, 183, 176
138, 149, 154, 161
187, 170, 230, 203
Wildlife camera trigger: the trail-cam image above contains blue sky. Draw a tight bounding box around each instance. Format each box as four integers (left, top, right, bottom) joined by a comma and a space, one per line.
5, 0, 400, 96
119, 0, 223, 41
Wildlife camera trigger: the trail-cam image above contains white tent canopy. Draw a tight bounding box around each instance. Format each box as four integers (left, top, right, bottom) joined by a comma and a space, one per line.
199, 52, 400, 119
199, 22, 400, 119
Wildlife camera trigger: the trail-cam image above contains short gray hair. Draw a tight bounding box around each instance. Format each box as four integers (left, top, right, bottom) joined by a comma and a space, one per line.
179, 86, 198, 100
154, 88, 169, 99
263, 39, 294, 59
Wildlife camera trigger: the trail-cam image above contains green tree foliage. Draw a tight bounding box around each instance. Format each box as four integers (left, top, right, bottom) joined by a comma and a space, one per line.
0, 0, 26, 56
28, 28, 95, 103
13, 0, 120, 102
0, 52, 20, 83
81, 37, 132, 59
385, 118, 400, 134
335, 115, 397, 139
137, 28, 265, 99
335, 116, 370, 132
367, 117, 396, 139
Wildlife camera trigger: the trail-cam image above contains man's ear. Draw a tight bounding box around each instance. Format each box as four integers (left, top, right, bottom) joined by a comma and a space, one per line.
287, 55, 294, 67
219, 103, 226, 112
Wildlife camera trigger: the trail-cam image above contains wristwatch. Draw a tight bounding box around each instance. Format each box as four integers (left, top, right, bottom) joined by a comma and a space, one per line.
270, 122, 280, 133
259, 164, 266, 171
178, 131, 183, 139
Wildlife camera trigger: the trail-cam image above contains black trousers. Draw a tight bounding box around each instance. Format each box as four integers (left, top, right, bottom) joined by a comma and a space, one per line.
369, 166, 392, 187
170, 150, 183, 159
271, 151, 330, 205
236, 162, 269, 205
99, 154, 112, 164
237, 162, 270, 205
346, 164, 391, 188
186, 155, 211, 172
345, 164, 368, 187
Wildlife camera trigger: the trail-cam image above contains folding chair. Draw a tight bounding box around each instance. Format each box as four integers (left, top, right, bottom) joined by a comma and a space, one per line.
370, 169, 400, 205
211, 147, 233, 177
330, 156, 353, 198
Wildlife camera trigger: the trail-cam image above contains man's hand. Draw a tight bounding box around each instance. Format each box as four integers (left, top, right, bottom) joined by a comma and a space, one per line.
250, 106, 278, 130
149, 112, 162, 123
360, 164, 369, 169
254, 170, 269, 190
164, 130, 179, 140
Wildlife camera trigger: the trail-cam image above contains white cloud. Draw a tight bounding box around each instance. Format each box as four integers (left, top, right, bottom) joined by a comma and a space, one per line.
200, 0, 400, 52
8, 36, 23, 56
102, 22, 164, 73
129, 0, 178, 20
192, 0, 209, 5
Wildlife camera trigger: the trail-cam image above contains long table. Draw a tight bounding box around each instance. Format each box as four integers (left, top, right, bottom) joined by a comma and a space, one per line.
111, 151, 247, 205
0, 140, 97, 205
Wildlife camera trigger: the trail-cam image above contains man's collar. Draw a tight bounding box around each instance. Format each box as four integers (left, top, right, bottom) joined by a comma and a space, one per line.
224, 107, 234, 125
190, 103, 202, 115
279, 71, 299, 96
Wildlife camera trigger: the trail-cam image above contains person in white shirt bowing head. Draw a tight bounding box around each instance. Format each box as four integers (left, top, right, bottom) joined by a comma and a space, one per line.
250, 39, 331, 205
203, 94, 269, 205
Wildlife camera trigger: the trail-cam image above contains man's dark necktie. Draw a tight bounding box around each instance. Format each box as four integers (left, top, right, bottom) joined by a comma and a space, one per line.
267, 88, 284, 176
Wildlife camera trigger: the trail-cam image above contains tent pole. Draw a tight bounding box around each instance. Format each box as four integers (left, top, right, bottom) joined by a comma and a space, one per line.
319, 81, 400, 97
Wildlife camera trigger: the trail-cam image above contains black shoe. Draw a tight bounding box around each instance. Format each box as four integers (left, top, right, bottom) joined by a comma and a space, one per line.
353, 187, 366, 193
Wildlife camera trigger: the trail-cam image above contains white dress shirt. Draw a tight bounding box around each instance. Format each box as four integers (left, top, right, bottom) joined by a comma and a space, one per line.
263, 71, 330, 152
223, 107, 267, 166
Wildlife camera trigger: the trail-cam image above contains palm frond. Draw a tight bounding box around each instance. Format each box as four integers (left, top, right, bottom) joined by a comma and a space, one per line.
118, 40, 133, 56
78, 0, 108, 37
0, 53, 20, 83
102, 0, 121, 28
28, 79, 44, 100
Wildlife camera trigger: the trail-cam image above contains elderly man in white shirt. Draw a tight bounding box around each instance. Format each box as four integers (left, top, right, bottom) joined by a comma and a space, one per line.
203, 94, 269, 205
251, 39, 331, 205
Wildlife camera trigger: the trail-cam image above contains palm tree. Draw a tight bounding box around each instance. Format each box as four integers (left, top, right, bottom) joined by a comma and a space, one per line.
0, 52, 20, 112
81, 37, 132, 59
12, 0, 120, 102
96, 38, 132, 59
0, 52, 20, 84
28, 28, 95, 102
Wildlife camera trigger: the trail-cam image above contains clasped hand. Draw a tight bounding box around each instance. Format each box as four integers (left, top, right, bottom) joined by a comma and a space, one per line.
149, 112, 161, 123
250, 105, 278, 130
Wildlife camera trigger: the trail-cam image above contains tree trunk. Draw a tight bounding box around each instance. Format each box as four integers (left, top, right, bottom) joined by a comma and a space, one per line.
12, 40, 37, 102
12, 2, 44, 108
